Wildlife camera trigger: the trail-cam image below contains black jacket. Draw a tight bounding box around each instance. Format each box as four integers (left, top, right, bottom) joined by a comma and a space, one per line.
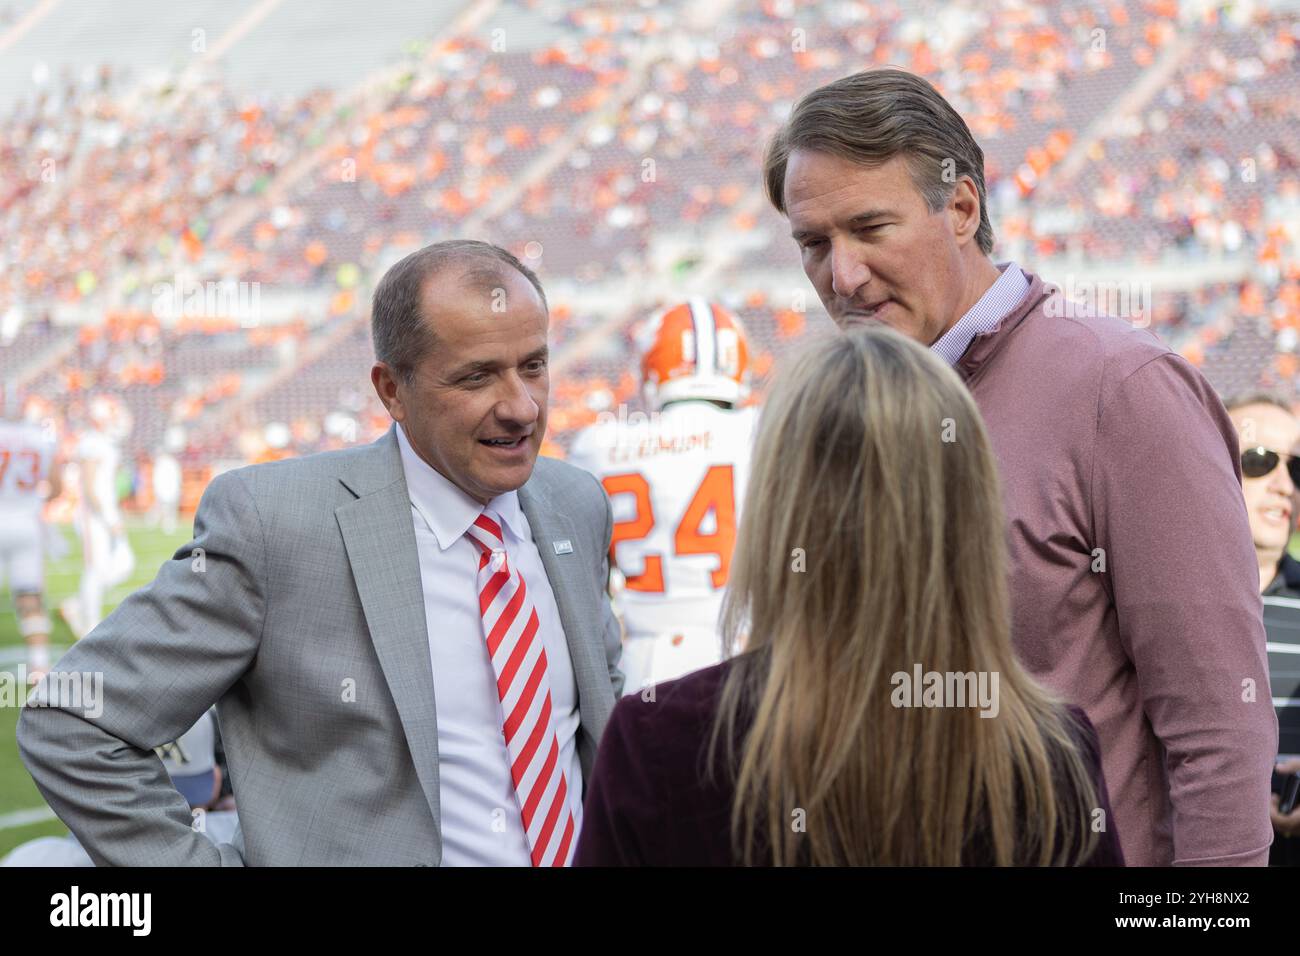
1263, 553, 1300, 866
1264, 552, 1300, 599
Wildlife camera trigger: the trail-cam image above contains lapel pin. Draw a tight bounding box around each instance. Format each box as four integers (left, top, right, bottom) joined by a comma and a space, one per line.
553, 539, 574, 555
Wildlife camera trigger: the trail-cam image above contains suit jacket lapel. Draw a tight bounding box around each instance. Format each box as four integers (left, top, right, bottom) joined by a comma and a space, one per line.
334, 427, 442, 850
518, 478, 607, 757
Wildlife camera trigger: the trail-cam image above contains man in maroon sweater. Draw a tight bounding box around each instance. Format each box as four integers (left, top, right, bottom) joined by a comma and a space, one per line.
762, 68, 1277, 865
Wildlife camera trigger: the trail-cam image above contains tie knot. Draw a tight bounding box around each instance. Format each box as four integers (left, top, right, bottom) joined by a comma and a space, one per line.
466, 510, 506, 563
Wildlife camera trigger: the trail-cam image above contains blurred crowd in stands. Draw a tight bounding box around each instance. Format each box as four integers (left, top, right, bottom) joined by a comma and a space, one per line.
1, 0, 1296, 517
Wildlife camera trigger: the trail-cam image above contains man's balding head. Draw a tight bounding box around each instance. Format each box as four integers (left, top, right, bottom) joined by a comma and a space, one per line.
371, 240, 547, 385
369, 239, 551, 505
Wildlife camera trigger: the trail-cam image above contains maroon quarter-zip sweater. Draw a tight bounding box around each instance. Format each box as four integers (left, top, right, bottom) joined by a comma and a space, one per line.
955, 268, 1277, 866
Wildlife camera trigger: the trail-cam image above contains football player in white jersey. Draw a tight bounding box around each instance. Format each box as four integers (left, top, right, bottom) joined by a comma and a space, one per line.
61, 395, 134, 639
0, 390, 62, 682
568, 298, 758, 695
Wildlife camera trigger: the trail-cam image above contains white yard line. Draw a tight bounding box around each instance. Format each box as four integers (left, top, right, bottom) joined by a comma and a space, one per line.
0, 806, 57, 831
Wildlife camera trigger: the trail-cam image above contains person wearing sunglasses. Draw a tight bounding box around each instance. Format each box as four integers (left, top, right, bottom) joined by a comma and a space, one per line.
1226, 393, 1300, 866
1226, 394, 1300, 595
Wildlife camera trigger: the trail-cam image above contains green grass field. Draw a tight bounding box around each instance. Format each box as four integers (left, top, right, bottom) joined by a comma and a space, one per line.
0, 520, 192, 857
3, 520, 1297, 861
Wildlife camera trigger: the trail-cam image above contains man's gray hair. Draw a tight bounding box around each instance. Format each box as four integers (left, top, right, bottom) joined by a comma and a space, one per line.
371, 240, 547, 383
764, 68, 994, 255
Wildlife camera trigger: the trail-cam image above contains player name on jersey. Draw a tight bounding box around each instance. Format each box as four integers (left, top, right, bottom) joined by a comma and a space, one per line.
603, 427, 716, 464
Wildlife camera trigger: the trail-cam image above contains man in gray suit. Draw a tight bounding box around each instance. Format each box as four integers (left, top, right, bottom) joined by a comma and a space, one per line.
18, 240, 624, 866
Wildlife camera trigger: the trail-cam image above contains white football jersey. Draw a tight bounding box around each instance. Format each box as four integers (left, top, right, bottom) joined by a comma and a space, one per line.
568, 401, 758, 640
0, 419, 56, 513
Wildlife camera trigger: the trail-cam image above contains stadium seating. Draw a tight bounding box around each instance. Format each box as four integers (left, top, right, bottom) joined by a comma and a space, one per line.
1, 0, 1295, 487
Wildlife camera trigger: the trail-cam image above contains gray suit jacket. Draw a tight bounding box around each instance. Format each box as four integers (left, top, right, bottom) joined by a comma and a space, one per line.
17, 426, 624, 865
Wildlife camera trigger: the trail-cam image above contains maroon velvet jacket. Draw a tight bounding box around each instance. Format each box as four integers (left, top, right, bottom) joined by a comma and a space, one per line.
574, 658, 1125, 866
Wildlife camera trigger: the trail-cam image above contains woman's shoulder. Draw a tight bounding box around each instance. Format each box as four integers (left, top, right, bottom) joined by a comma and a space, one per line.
610, 658, 737, 739
602, 657, 754, 796
577, 660, 745, 865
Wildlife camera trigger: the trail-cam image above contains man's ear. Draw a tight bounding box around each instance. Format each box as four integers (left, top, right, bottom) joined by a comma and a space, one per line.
371, 363, 406, 422
948, 176, 983, 246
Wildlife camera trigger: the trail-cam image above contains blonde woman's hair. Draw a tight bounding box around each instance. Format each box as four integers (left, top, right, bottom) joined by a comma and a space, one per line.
710, 326, 1100, 866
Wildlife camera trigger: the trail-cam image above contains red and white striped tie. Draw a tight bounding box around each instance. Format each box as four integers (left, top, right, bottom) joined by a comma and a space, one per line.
465, 510, 576, 867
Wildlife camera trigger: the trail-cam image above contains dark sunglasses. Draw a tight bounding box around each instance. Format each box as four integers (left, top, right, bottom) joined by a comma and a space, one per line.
1240, 446, 1300, 485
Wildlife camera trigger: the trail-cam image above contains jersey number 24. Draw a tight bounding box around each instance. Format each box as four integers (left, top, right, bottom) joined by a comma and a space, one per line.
600, 465, 735, 593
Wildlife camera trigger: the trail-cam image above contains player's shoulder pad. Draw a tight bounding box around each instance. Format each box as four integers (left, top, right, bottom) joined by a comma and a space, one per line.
565, 418, 617, 466
531, 454, 604, 496
530, 455, 609, 520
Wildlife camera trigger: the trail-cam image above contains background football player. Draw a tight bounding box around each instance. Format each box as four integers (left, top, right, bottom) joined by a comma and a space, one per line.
568, 298, 758, 695
61, 395, 134, 640
0, 388, 62, 682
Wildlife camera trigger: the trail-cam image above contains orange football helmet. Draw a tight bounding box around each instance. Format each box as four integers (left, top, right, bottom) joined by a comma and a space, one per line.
638, 298, 751, 410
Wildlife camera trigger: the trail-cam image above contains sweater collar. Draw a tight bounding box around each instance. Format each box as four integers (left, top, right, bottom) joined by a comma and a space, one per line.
953, 268, 1056, 380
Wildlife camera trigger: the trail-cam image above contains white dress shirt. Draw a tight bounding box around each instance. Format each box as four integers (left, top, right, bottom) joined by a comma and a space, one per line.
396, 423, 584, 866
